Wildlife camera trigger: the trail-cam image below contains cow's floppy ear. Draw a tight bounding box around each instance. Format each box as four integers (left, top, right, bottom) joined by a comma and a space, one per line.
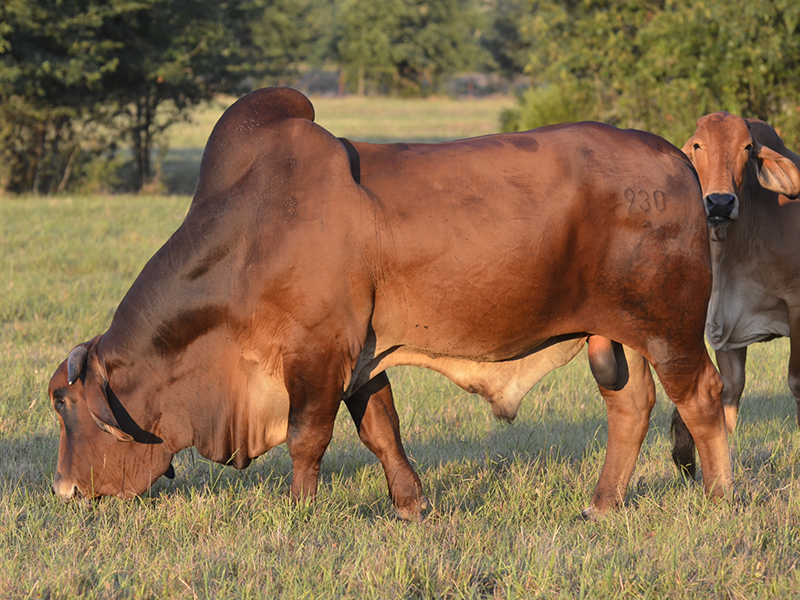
681, 137, 696, 162
84, 346, 134, 442
755, 142, 800, 199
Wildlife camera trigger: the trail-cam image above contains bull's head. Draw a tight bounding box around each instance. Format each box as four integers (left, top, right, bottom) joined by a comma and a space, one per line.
682, 111, 800, 241
49, 337, 175, 501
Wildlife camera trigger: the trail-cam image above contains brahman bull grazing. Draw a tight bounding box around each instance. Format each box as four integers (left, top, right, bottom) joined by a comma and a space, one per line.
672, 112, 800, 475
48, 87, 731, 520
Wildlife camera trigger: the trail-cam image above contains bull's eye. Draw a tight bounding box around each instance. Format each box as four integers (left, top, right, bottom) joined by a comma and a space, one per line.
744, 144, 753, 154
693, 143, 701, 151
53, 394, 66, 411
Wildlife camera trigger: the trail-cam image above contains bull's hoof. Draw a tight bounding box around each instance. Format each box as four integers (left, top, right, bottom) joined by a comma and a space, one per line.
394, 495, 430, 522
579, 504, 611, 521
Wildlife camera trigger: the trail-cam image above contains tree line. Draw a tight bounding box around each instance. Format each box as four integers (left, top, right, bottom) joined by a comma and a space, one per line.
1, 0, 798, 195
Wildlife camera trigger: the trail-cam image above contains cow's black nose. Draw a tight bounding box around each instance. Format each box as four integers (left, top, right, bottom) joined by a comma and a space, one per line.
704, 193, 737, 225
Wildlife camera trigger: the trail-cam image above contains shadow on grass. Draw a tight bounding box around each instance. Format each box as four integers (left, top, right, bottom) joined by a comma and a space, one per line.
6, 399, 793, 520
125, 411, 689, 513
0, 433, 59, 496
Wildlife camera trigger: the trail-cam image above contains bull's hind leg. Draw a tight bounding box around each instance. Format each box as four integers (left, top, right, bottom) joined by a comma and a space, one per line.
673, 347, 748, 478
659, 353, 732, 499
344, 372, 428, 520
583, 343, 656, 519
670, 348, 744, 478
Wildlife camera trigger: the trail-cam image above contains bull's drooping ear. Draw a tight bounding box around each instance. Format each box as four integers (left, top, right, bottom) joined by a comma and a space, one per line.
67, 345, 89, 386
84, 346, 134, 442
755, 142, 800, 199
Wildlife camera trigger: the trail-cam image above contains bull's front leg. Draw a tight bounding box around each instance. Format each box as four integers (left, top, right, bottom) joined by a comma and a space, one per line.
344, 372, 428, 520
284, 365, 344, 503
786, 310, 800, 427
583, 343, 656, 520
715, 347, 748, 433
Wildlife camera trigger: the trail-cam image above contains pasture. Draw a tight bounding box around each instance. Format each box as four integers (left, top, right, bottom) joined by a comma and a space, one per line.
2, 96, 800, 598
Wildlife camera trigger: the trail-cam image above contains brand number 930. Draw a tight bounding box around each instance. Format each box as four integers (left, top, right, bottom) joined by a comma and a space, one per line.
625, 188, 666, 212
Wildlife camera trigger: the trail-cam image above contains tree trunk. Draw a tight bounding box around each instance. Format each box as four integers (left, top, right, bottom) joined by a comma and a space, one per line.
57, 147, 80, 194
28, 122, 46, 194
132, 98, 144, 190
131, 95, 155, 191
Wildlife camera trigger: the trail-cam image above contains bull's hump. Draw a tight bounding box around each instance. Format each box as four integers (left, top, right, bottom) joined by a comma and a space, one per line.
216, 88, 314, 133
193, 89, 317, 201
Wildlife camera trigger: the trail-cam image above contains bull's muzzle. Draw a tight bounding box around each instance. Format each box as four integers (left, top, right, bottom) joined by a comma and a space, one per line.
704, 193, 738, 227
52, 472, 80, 501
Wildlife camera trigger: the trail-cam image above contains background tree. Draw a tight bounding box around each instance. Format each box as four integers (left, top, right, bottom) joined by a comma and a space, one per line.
0, 0, 121, 194
504, 0, 800, 147
249, 0, 335, 85
0, 0, 255, 194
479, 0, 536, 80
335, 0, 489, 95
631, 0, 800, 145
96, 0, 256, 190
516, 0, 658, 126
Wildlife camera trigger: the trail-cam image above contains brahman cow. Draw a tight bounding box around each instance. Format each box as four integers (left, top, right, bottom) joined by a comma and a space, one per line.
48, 87, 731, 520
672, 111, 800, 475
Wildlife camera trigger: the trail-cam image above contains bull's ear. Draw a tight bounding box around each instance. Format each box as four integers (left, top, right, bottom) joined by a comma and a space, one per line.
755, 142, 800, 198
84, 347, 134, 443
681, 137, 696, 162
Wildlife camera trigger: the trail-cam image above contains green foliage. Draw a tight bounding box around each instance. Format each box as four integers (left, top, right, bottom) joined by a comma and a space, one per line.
631, 0, 800, 145
90, 0, 256, 189
7, 0, 800, 194
0, 0, 255, 194
499, 82, 585, 132
250, 0, 335, 84
335, 0, 490, 95
508, 0, 800, 146
479, 0, 536, 79
0, 0, 122, 194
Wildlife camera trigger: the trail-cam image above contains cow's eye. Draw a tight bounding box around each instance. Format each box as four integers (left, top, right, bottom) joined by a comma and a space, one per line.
53, 394, 66, 411
693, 143, 701, 151
744, 144, 753, 153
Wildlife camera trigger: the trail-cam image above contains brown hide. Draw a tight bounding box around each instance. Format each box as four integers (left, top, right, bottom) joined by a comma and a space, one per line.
49, 88, 731, 517
677, 111, 800, 435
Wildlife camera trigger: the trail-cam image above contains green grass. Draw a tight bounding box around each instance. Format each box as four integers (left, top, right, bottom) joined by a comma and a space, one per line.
161, 94, 515, 195
3, 198, 800, 599
2, 96, 800, 596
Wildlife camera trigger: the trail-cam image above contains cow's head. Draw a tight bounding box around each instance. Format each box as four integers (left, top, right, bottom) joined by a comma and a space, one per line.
49, 337, 175, 501
682, 111, 800, 240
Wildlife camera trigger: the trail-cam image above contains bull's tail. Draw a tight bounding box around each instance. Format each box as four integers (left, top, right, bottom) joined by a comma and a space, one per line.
670, 407, 697, 479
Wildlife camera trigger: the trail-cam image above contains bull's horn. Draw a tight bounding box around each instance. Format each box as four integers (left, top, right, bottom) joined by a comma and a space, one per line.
67, 345, 89, 386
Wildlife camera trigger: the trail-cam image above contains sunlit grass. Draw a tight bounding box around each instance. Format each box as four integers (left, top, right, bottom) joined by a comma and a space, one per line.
3, 88, 800, 596
3, 195, 800, 598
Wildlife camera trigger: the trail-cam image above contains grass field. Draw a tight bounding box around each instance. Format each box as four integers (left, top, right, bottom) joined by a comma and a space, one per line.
2, 96, 800, 598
